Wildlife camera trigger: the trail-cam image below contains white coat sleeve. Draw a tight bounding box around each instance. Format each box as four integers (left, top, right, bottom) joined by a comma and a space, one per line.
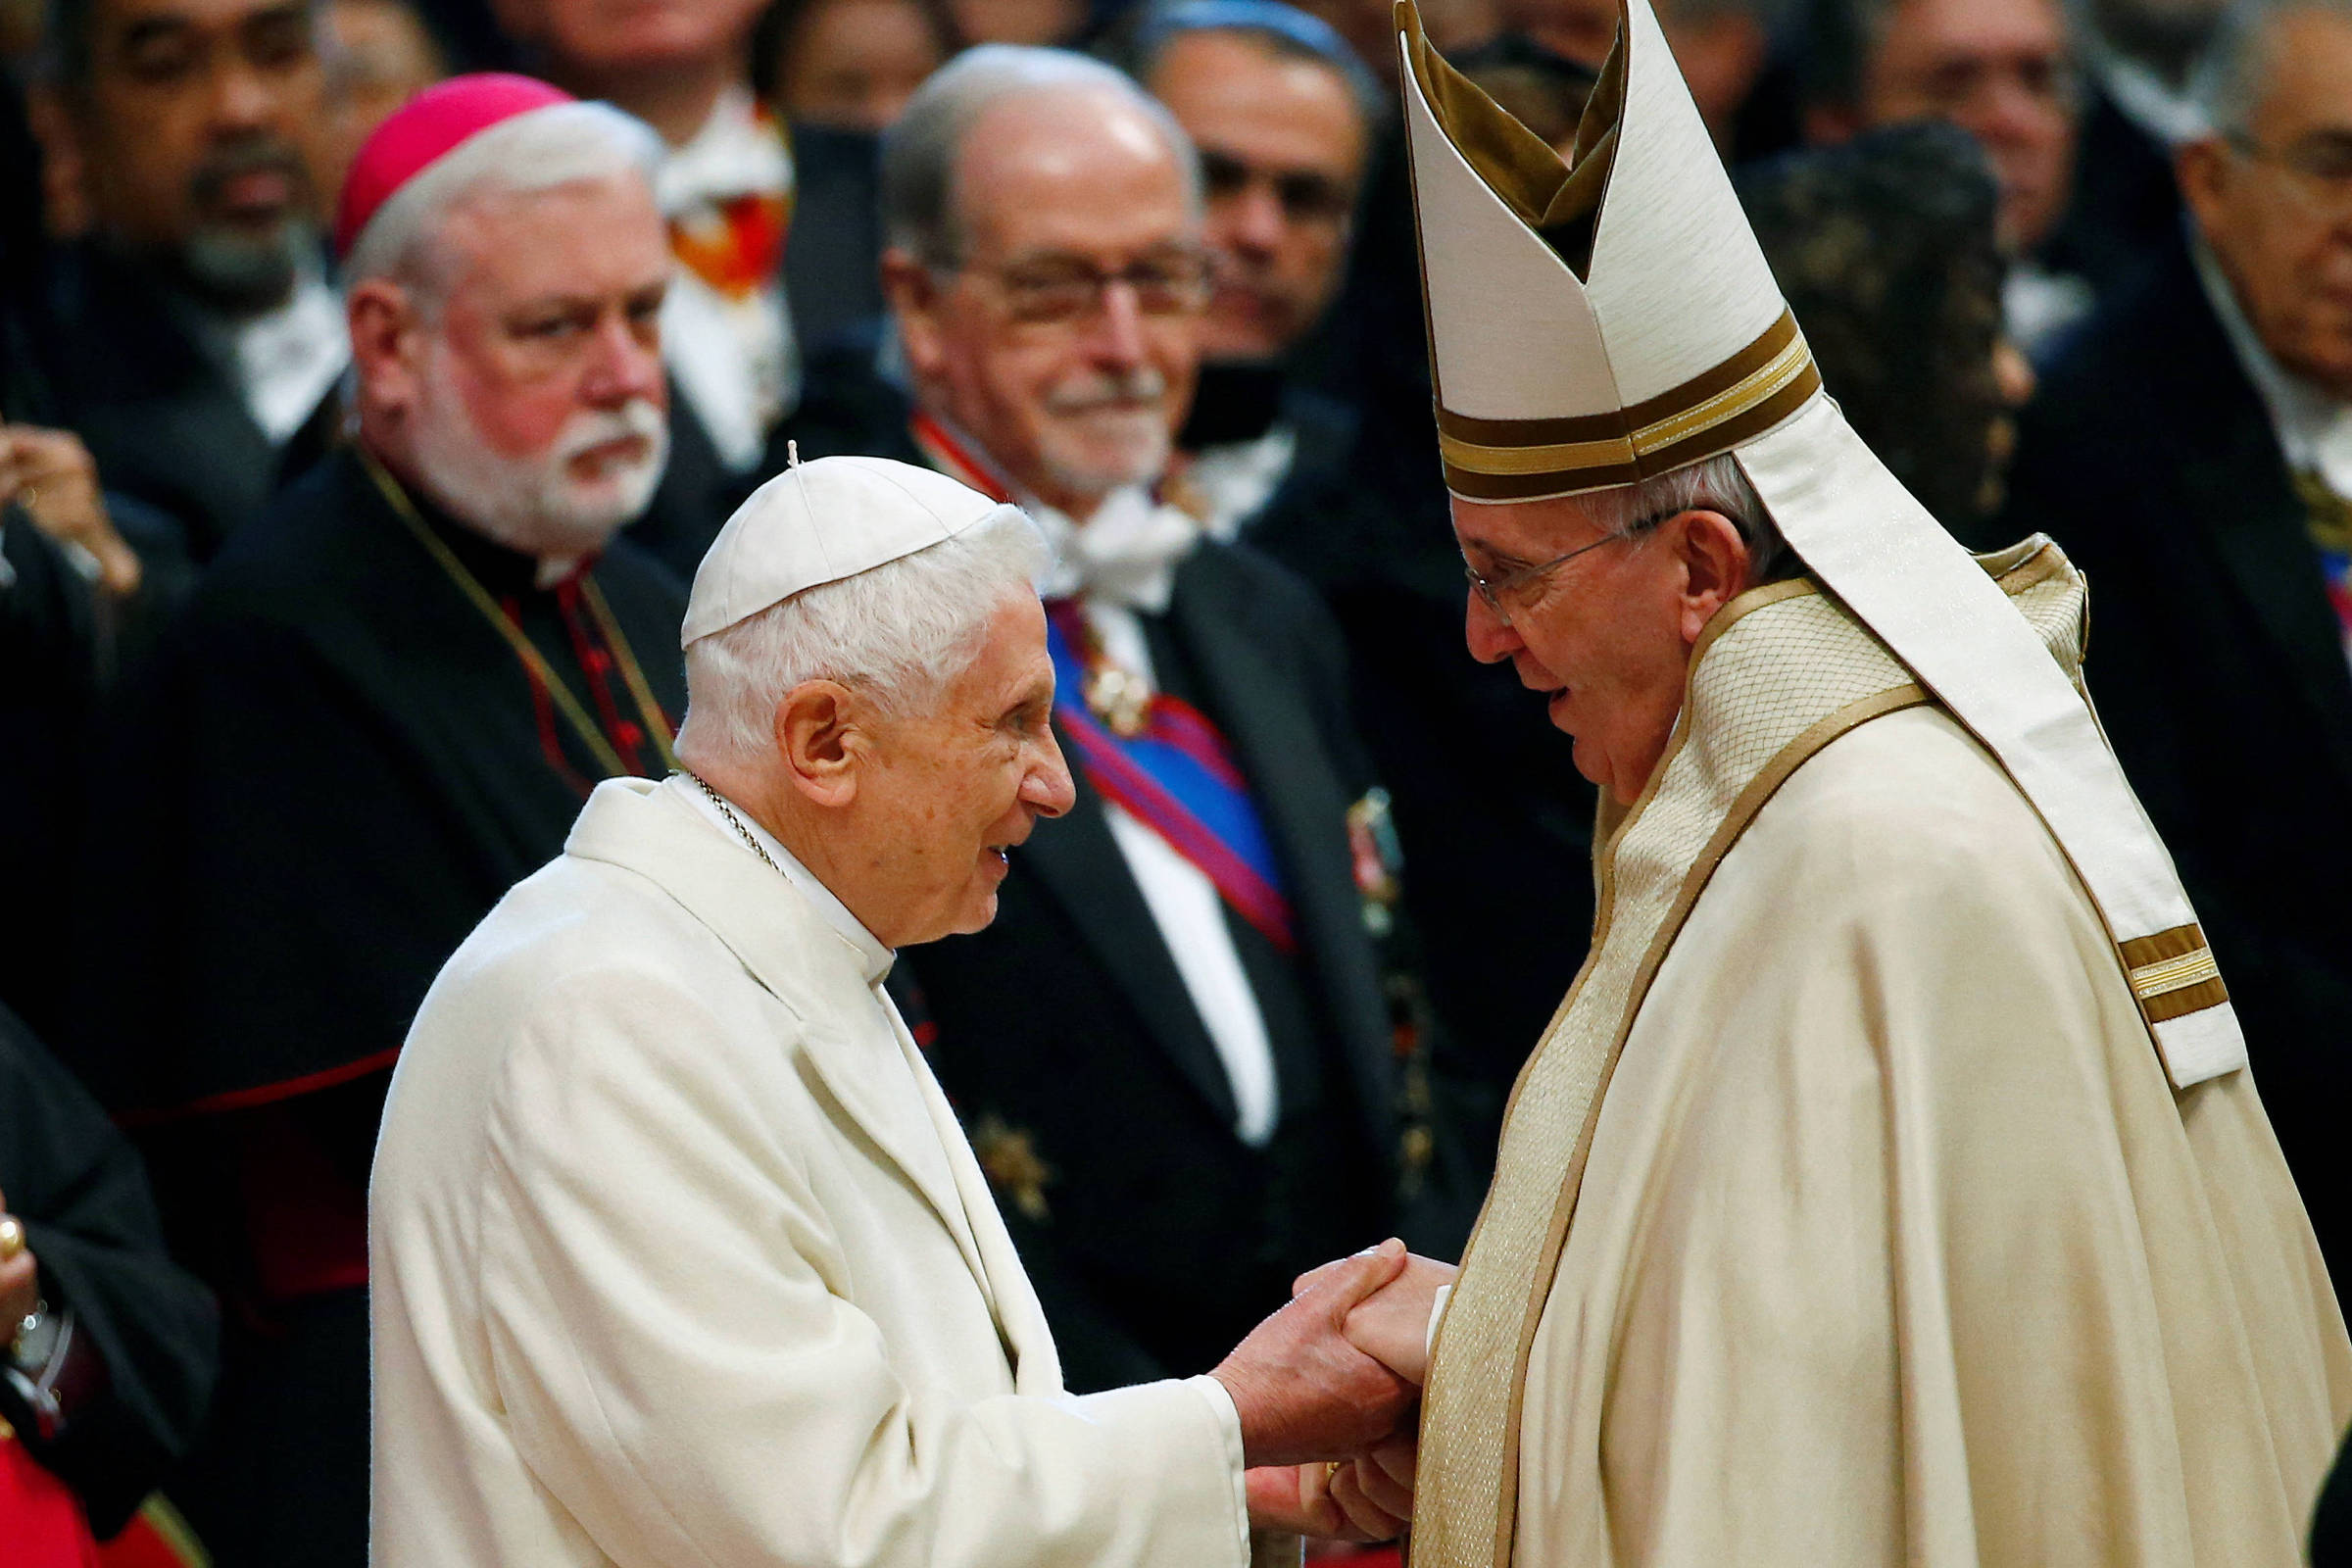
474, 968, 1249, 1568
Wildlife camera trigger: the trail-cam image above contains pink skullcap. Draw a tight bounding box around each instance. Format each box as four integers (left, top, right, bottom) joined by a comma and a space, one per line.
334, 74, 578, 258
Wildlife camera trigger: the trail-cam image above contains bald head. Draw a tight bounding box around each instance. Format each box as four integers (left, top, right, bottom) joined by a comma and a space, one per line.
881, 43, 1200, 268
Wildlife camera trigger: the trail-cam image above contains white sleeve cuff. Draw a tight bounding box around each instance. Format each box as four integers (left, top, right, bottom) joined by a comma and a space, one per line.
1427, 1283, 1453, 1356
1188, 1374, 1253, 1565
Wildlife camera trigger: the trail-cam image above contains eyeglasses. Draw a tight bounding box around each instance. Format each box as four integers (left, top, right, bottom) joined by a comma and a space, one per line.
2224, 128, 2352, 217
1200, 148, 1358, 226
954, 249, 1213, 326
1464, 518, 1660, 627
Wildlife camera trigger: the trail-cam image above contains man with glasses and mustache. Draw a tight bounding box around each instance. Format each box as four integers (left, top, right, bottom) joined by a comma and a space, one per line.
26, 0, 345, 595
66, 76, 690, 1566
789, 45, 1453, 1406
1999, 0, 2352, 1291
1131, 0, 1373, 544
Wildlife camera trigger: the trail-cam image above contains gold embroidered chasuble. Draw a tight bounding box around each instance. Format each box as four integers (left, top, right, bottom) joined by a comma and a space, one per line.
1415, 543, 2352, 1567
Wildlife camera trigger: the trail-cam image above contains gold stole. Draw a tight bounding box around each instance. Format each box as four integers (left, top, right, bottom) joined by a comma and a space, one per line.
1410, 543, 2090, 1567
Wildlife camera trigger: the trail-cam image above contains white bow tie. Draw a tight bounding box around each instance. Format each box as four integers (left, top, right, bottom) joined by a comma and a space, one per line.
1036, 487, 1201, 614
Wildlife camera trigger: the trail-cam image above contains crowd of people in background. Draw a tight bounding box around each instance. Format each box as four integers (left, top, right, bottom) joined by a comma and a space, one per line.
0, 0, 2347, 1553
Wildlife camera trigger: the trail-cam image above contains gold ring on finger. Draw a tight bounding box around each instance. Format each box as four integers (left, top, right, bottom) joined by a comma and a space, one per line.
0, 1216, 24, 1261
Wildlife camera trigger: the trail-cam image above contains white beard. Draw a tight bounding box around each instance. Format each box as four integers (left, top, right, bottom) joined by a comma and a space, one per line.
407, 384, 669, 562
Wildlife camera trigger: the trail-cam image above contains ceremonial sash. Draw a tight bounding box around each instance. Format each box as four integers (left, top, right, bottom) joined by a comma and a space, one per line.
906, 413, 1298, 951
1044, 604, 1298, 953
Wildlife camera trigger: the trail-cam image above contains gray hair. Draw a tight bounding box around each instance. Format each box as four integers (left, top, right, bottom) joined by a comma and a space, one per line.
881, 43, 1202, 268
677, 507, 1052, 761
1575, 450, 1794, 583
2189, 0, 2352, 134
341, 101, 664, 308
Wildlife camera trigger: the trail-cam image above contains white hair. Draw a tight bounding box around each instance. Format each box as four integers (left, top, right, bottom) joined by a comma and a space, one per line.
1573, 450, 1793, 581
880, 44, 1202, 268
2190, 0, 2352, 135
677, 508, 1052, 761
341, 100, 665, 307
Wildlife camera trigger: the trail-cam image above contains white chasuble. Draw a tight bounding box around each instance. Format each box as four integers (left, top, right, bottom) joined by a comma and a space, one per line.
1415, 544, 2352, 1567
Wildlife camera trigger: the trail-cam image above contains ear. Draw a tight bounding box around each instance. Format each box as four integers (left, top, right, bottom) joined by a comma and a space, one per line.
1669, 510, 1754, 646
348, 279, 424, 415
2174, 137, 2230, 240
774, 680, 869, 808
882, 247, 952, 381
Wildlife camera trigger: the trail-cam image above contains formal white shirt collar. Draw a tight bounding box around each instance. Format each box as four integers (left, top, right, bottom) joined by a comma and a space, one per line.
1026, 484, 1200, 613
2194, 237, 2352, 500
673, 773, 894, 983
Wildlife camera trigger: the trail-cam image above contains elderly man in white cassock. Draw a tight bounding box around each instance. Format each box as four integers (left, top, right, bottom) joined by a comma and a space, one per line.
1314, 1, 2352, 1564
369, 455, 1425, 1568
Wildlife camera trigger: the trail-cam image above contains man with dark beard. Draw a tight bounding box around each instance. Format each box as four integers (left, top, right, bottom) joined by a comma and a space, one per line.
28, 0, 345, 592
67, 75, 688, 1567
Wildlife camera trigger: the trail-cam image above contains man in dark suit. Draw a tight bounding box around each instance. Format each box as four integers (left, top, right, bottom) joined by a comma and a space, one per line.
1129, 1, 1372, 544
29, 0, 345, 584
1994, 0, 2352, 1285
795, 45, 1452, 1393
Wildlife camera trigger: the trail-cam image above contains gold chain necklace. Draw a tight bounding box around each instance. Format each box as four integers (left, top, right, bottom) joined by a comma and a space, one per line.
358, 447, 678, 779
683, 770, 785, 879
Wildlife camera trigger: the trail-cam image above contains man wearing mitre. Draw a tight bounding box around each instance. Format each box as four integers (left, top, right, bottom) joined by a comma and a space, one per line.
1327, 2, 2352, 1562
369, 455, 1427, 1568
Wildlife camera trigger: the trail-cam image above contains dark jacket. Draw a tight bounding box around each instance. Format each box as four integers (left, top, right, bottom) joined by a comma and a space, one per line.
0, 1004, 218, 1538
1992, 232, 2352, 1288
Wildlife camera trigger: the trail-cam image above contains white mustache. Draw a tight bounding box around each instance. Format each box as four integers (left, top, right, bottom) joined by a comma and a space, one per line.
556, 400, 665, 465
1044, 369, 1167, 415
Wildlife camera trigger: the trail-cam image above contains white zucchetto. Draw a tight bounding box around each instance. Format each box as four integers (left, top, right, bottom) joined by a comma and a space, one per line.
681, 456, 1026, 648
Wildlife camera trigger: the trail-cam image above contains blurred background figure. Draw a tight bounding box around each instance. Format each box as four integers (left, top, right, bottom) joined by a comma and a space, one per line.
756, 0, 957, 351
1799, 0, 2093, 353
71, 77, 689, 1566
316, 0, 448, 192
798, 44, 1454, 1391
1492, 0, 1785, 151
759, 0, 955, 130
2, 1005, 218, 1568
25, 0, 344, 590
2057, 0, 2230, 294
2, 1003, 217, 1567
1996, 0, 2352, 1286
1130, 0, 1372, 540
1740, 122, 2034, 534
496, 0, 792, 578
949, 0, 1079, 44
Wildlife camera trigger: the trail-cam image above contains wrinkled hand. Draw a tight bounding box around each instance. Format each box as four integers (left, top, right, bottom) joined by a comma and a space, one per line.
1, 424, 142, 596
1294, 1250, 1458, 1387
1246, 1430, 1417, 1542
1213, 1238, 1415, 1467
0, 1187, 38, 1326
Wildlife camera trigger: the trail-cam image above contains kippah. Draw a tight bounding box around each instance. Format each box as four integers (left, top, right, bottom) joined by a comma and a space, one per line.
334, 73, 577, 258
682, 456, 1027, 648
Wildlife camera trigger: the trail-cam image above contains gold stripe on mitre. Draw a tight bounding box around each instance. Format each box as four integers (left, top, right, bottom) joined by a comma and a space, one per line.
1436, 309, 1824, 501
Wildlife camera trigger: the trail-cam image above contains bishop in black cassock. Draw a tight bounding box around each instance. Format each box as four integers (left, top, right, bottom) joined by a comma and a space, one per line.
68, 444, 687, 1565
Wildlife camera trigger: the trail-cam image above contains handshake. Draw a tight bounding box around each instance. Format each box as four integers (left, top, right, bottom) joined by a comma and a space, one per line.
1208, 1239, 1458, 1543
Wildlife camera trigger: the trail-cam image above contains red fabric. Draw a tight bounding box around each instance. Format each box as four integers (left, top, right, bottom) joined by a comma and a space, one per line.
1, 1432, 102, 1568
334, 74, 576, 256
239, 1105, 372, 1301
96, 1508, 203, 1568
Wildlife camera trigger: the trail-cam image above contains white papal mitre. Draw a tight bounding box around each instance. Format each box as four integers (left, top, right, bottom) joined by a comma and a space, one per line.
1397, 0, 2246, 1086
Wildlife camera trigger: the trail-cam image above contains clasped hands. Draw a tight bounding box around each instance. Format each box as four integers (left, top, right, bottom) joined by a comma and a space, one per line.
1209, 1238, 1458, 1543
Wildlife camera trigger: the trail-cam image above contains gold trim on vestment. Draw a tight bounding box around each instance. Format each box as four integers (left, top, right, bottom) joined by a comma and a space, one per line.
1411, 544, 2125, 1568
2116, 922, 2230, 1025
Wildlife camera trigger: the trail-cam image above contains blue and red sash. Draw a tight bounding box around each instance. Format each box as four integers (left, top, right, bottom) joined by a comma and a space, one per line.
906, 414, 1298, 952
1044, 602, 1298, 953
